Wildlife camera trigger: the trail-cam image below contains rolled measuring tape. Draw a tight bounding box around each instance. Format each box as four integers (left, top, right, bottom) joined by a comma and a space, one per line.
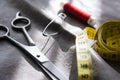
85, 20, 120, 61
76, 30, 93, 80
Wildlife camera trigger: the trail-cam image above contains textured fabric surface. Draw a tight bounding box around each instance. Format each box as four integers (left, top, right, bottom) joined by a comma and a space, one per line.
0, 0, 120, 80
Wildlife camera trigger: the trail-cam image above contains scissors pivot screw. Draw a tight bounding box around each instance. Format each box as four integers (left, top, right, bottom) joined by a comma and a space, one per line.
37, 55, 40, 58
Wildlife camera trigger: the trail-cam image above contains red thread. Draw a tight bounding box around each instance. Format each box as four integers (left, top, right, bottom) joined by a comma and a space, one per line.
63, 3, 91, 24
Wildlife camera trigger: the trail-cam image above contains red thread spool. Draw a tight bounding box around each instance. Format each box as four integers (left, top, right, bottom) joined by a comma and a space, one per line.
63, 2, 96, 26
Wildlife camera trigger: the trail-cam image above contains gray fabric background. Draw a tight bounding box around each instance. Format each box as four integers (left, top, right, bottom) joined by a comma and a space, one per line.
0, 0, 120, 80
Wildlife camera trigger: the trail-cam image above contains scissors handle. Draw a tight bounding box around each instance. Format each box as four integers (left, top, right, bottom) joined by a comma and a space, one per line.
22, 27, 35, 46
0, 24, 9, 39
11, 11, 31, 29
11, 11, 35, 46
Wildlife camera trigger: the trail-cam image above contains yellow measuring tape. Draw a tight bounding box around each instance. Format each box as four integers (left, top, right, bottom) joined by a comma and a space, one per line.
76, 30, 93, 80
76, 20, 120, 80
86, 20, 120, 61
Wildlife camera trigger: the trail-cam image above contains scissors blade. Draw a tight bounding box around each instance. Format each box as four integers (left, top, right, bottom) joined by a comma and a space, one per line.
24, 46, 68, 80
40, 61, 68, 80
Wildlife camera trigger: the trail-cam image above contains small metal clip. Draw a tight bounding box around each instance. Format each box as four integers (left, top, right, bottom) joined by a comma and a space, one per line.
42, 13, 67, 37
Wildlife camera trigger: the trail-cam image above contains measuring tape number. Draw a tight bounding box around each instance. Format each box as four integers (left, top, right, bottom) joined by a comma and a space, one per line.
85, 20, 120, 61
76, 30, 93, 80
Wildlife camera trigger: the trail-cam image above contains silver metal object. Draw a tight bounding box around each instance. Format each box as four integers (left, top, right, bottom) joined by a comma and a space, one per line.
42, 12, 67, 37
11, 11, 35, 46
0, 12, 68, 80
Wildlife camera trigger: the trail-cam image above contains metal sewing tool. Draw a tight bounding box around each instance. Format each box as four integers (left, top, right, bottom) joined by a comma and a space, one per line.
0, 12, 68, 80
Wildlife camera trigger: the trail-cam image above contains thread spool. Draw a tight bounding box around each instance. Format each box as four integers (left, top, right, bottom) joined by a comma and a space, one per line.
62, 2, 96, 26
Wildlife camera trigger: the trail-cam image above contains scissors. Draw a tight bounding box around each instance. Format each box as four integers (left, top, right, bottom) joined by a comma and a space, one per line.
0, 12, 68, 80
